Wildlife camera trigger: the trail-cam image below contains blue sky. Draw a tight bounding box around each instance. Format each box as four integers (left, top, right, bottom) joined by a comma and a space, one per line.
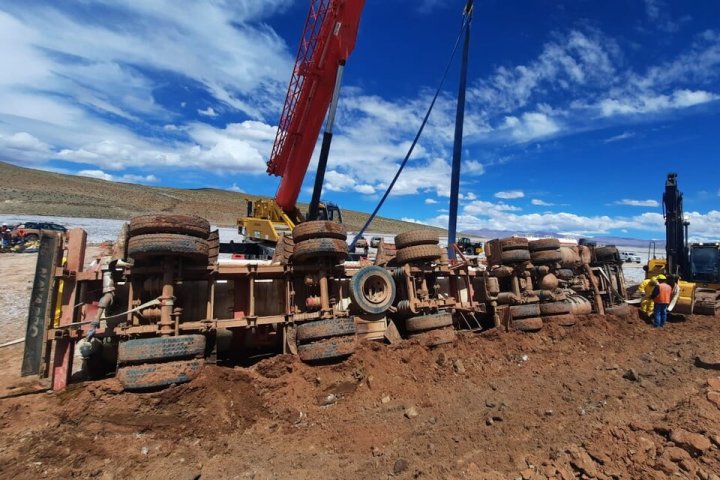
0, 0, 718, 240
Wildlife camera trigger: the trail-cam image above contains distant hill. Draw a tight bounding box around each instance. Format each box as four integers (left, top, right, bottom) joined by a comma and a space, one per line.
0, 161, 442, 234
0, 161, 665, 246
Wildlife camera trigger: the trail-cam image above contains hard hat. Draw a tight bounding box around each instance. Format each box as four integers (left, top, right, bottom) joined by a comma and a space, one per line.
1, 223, 6, 226
656, 274, 666, 280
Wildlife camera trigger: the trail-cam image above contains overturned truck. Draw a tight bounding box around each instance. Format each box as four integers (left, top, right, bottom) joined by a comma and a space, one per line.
22, 214, 628, 391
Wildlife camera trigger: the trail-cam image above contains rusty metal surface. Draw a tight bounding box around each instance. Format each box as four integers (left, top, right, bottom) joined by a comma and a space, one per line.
21, 234, 60, 377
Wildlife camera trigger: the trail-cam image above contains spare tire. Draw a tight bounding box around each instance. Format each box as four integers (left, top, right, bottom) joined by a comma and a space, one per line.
128, 214, 210, 239
349, 266, 396, 314
394, 230, 439, 249
292, 221, 347, 243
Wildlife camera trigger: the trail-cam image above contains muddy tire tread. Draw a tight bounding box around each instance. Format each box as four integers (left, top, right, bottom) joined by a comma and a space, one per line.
297, 336, 356, 362
118, 335, 206, 365
296, 318, 357, 343
406, 312, 454, 333
128, 233, 209, 260
394, 230, 440, 249
128, 214, 210, 239
117, 359, 204, 390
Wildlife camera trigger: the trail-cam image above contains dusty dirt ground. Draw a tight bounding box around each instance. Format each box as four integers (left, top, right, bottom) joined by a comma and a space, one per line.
1, 254, 720, 479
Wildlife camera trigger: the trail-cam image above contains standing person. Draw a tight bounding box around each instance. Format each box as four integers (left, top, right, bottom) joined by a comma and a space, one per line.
651, 274, 672, 328
0, 224, 11, 250
638, 268, 657, 319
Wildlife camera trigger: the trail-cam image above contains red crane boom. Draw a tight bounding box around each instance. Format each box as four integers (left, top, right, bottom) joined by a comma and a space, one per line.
266, 0, 364, 212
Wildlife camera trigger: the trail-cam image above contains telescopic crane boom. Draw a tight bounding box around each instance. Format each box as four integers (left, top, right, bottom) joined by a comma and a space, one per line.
268, 0, 364, 213
238, 0, 364, 242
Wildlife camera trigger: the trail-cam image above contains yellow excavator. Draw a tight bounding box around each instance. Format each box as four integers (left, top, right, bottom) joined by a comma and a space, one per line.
646, 173, 720, 314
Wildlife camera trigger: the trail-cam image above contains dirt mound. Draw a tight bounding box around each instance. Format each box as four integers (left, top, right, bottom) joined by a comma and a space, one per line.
2, 309, 720, 479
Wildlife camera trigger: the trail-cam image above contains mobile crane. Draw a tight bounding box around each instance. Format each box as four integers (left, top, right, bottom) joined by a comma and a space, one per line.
237, 0, 364, 244
647, 173, 720, 314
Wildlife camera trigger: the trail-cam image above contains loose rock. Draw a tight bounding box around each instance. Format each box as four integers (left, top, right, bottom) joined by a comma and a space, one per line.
393, 458, 409, 474
670, 428, 711, 454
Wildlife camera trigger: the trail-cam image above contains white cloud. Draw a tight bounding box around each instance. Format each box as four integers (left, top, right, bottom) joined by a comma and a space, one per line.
531, 199, 555, 206
228, 183, 243, 193
198, 107, 219, 117
502, 112, 561, 142
599, 89, 718, 117
464, 160, 485, 175
614, 199, 660, 207
76, 169, 159, 184
464, 200, 521, 215
122, 174, 159, 183
604, 131, 636, 143
425, 198, 438, 205
78, 169, 114, 181
495, 190, 525, 199
354, 184, 376, 195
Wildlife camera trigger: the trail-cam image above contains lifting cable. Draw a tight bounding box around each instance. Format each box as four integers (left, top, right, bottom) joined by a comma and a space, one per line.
349, 5, 473, 249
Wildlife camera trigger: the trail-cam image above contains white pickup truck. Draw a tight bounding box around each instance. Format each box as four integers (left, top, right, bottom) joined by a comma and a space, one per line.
619, 251, 642, 263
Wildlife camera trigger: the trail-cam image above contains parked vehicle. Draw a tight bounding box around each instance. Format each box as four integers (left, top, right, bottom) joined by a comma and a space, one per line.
13, 222, 67, 242
370, 236, 383, 248
619, 251, 641, 263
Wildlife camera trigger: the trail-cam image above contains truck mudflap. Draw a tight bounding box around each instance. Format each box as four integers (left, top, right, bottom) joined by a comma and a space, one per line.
21, 234, 61, 376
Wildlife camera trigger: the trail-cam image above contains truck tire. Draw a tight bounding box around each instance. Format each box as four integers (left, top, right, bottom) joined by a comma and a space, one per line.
394, 230, 439, 249
410, 326, 456, 347
528, 238, 561, 252
118, 335, 206, 365
513, 317, 543, 332
349, 266, 396, 314
531, 249, 562, 264
406, 312, 454, 333
297, 335, 356, 362
128, 214, 210, 239
128, 233, 209, 261
117, 359, 204, 391
509, 303, 541, 319
500, 249, 531, 264
395, 244, 443, 264
292, 238, 348, 263
296, 317, 356, 343
499, 237, 529, 251
292, 221, 347, 243
539, 301, 572, 316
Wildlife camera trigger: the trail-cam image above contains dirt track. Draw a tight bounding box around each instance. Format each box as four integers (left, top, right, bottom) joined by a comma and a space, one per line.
1, 255, 720, 479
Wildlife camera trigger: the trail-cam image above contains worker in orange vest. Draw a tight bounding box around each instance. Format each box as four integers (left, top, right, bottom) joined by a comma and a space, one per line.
650, 274, 672, 328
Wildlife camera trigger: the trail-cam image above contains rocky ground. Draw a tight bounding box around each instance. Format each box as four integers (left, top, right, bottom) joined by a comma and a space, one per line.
1, 254, 718, 480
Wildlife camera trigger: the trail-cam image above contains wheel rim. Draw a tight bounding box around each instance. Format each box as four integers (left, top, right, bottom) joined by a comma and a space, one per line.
362, 274, 391, 306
